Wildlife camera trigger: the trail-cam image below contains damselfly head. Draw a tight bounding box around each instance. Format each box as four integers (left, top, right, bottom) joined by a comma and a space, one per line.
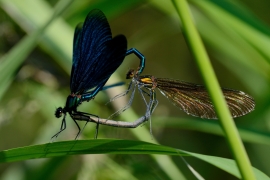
126, 69, 135, 79
55, 107, 64, 118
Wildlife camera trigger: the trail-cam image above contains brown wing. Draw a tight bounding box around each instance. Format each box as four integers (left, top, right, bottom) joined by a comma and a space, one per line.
156, 78, 255, 119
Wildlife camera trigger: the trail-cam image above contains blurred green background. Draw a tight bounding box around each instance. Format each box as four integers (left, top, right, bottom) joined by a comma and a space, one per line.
0, 0, 270, 179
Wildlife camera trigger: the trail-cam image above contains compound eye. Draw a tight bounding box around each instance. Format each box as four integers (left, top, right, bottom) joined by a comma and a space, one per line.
126, 69, 135, 79
55, 107, 63, 118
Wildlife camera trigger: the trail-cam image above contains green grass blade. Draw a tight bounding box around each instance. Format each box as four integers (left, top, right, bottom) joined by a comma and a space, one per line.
153, 117, 270, 146
0, 0, 73, 100
171, 0, 256, 179
184, 150, 269, 180
0, 139, 268, 179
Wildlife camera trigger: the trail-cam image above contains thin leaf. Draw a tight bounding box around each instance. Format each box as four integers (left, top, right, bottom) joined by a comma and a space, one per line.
0, 140, 268, 179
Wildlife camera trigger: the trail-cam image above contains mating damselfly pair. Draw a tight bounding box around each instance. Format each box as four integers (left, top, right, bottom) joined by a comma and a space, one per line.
53, 9, 255, 140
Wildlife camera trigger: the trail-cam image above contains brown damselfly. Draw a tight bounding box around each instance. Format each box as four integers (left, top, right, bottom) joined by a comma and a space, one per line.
110, 69, 255, 120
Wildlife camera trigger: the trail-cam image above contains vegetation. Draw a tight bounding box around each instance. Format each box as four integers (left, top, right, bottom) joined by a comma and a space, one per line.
0, 0, 269, 179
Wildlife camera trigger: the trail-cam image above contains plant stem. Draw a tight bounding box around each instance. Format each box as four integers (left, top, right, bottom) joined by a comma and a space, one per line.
171, 0, 256, 179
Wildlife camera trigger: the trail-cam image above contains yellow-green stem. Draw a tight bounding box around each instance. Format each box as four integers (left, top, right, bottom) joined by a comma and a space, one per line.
171, 0, 256, 179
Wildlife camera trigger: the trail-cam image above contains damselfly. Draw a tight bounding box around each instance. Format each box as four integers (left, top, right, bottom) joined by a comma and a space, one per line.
110, 69, 255, 120
53, 9, 145, 139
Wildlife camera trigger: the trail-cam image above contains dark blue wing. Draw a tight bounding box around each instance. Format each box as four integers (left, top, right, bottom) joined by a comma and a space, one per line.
70, 9, 112, 93
84, 34, 127, 93
72, 22, 83, 62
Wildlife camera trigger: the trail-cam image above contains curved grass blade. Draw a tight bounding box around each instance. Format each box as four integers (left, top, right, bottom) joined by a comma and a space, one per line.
0, 139, 268, 179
